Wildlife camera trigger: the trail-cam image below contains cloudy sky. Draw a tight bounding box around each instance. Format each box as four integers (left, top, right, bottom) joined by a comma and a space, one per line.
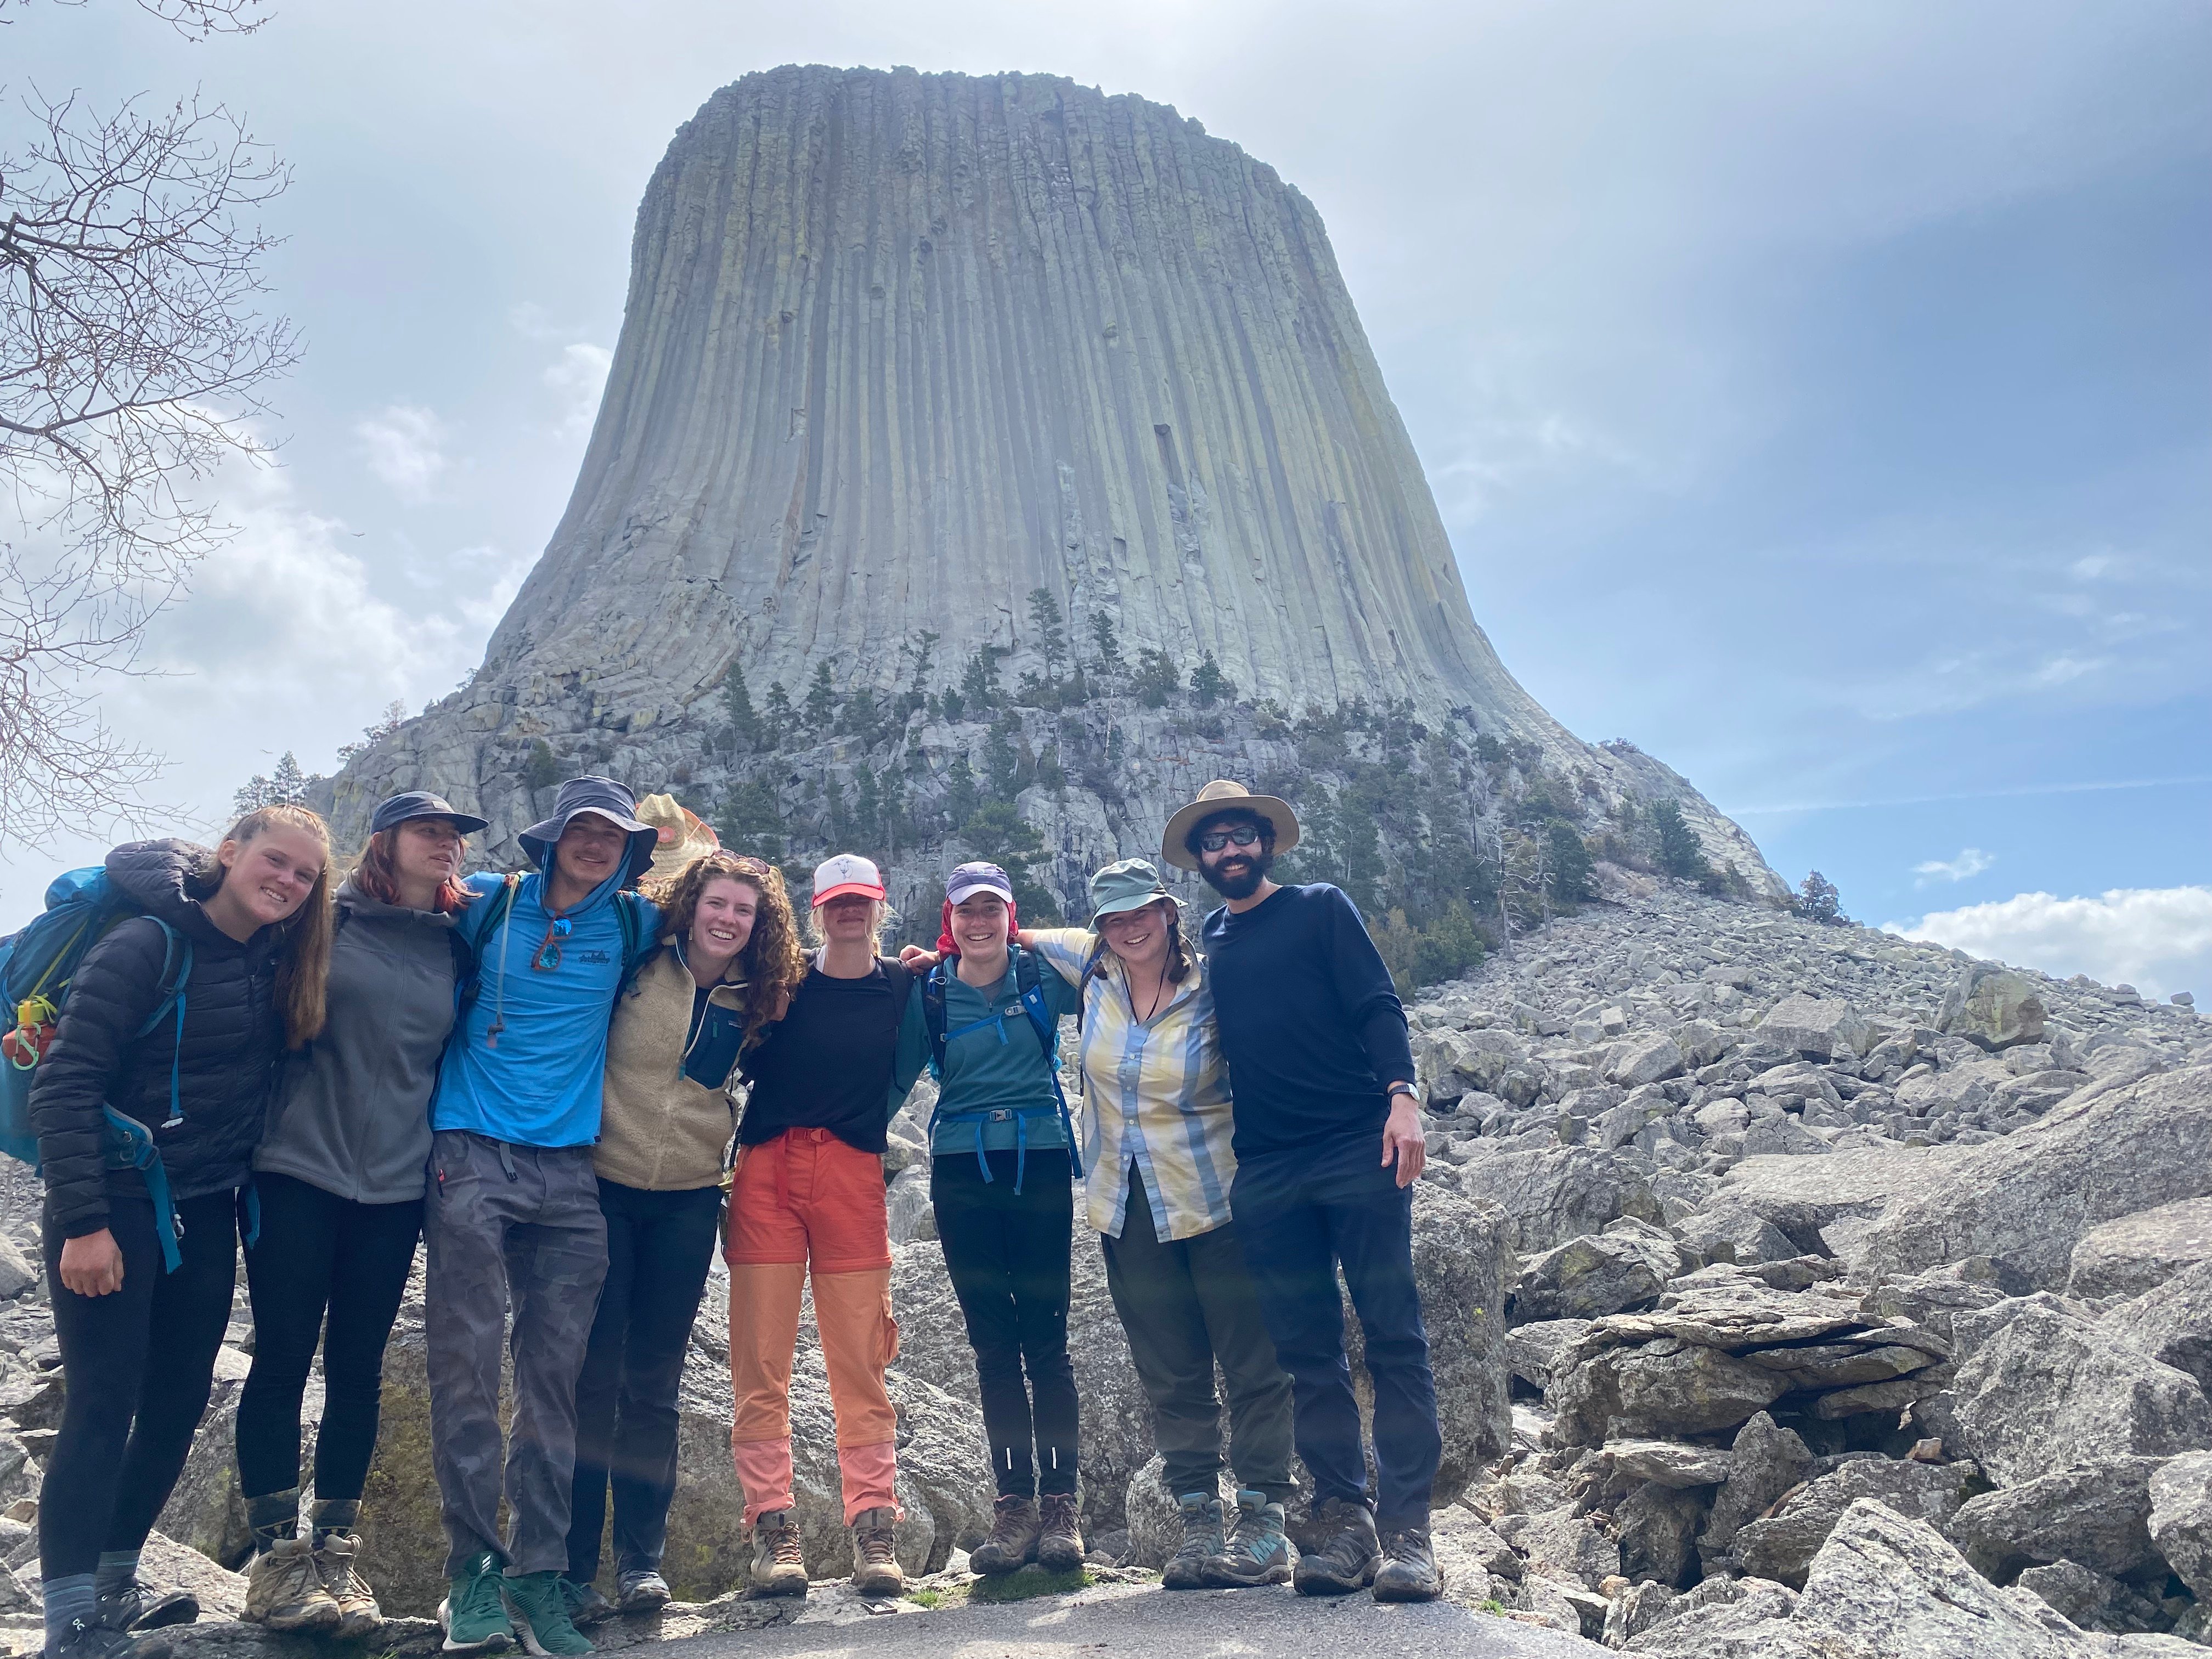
5, 0, 2208, 995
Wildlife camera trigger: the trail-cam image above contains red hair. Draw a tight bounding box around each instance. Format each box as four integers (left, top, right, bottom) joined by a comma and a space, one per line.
353, 826, 471, 913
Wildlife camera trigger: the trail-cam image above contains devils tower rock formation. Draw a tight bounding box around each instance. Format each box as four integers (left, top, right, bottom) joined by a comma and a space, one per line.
323, 64, 1779, 918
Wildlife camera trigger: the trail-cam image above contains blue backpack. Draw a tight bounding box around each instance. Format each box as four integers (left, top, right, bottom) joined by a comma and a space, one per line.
921, 945, 1084, 1194
2, 867, 193, 1270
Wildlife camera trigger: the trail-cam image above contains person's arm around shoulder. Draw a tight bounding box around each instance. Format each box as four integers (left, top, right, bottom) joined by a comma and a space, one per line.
1018, 927, 1095, 991
1321, 887, 1423, 1188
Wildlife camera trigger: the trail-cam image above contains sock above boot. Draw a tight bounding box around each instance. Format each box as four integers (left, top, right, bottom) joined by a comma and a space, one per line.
42, 1572, 97, 1653
93, 1550, 140, 1596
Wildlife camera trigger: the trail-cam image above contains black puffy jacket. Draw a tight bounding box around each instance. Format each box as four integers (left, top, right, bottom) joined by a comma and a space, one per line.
29, 839, 287, 1239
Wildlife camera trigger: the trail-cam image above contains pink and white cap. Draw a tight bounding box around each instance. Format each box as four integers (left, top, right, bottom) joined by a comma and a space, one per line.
811, 852, 885, 906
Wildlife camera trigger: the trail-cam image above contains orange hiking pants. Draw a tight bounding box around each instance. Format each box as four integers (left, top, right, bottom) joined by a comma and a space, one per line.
725, 1127, 899, 1525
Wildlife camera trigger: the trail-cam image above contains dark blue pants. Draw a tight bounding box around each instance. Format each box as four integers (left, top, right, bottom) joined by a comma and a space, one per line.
565, 1179, 723, 1582
1229, 1133, 1441, 1531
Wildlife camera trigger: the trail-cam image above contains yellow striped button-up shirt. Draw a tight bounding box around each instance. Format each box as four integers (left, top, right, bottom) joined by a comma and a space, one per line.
1027, 927, 1236, 1242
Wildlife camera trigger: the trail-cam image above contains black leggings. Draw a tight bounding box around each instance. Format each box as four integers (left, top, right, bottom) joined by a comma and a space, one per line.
40, 1189, 237, 1580
235, 1171, 424, 1503
930, 1149, 1077, 1497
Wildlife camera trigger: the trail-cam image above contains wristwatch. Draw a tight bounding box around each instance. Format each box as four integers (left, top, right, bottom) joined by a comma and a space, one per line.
1386, 1081, 1418, 1105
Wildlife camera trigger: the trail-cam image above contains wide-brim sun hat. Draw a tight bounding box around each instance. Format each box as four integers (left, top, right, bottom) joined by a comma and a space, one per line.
1088, 858, 1178, 923
370, 791, 490, 837
518, 775, 659, 882
811, 852, 885, 906
1161, 779, 1300, 872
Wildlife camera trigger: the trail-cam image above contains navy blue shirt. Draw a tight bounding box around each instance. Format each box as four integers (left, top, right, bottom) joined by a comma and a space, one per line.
1200, 883, 1417, 1160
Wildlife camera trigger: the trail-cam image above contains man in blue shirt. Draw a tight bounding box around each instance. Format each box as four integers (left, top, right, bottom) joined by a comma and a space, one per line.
425, 778, 658, 1657
1165, 779, 1444, 1604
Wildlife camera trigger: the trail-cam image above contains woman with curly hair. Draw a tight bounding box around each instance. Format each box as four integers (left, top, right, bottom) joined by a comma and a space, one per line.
560, 850, 806, 1621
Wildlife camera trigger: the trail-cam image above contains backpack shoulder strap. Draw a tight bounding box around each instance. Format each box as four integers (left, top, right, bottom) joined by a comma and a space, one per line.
1011, 945, 1057, 1061
921, 960, 950, 1077
613, 890, 654, 996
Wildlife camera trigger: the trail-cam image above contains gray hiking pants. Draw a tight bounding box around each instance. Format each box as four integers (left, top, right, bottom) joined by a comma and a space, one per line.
424, 1131, 609, 1578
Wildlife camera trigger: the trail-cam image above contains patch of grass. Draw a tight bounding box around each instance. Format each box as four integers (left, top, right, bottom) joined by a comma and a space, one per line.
966, 1566, 1092, 1603
905, 1588, 945, 1609
1479, 1599, 1508, 1615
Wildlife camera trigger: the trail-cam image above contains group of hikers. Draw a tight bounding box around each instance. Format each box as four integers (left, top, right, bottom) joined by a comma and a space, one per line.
17, 769, 1451, 1659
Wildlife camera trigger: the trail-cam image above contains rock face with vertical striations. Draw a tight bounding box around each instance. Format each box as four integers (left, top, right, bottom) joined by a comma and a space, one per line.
318, 64, 1778, 905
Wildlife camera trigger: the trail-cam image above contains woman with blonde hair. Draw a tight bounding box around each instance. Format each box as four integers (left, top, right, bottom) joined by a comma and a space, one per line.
561, 849, 809, 1622
235, 793, 486, 1638
27, 807, 332, 1659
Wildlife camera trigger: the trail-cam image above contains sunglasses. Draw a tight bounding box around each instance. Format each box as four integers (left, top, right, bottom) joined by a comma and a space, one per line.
723, 855, 772, 877
1198, 825, 1264, 854
532, 916, 574, 972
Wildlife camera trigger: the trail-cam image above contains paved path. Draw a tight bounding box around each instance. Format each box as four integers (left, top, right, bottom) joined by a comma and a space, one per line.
667, 1581, 1602, 1659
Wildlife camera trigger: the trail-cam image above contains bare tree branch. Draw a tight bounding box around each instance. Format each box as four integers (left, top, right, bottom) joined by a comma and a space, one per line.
0, 0, 270, 41
1, 77, 294, 849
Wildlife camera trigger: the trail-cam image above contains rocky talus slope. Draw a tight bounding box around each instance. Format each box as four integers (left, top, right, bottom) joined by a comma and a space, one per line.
1, 877, 2207, 1656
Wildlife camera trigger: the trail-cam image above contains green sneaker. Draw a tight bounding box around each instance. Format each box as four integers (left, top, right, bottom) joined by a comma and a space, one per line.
502, 1571, 594, 1657
438, 1554, 514, 1654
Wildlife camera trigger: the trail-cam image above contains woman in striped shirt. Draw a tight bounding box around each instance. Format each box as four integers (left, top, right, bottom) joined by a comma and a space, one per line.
1020, 859, 1297, 1592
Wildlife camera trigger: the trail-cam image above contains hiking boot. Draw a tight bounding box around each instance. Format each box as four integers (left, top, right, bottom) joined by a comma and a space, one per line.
46, 1616, 172, 1659
614, 1570, 669, 1615
243, 1537, 342, 1633
1291, 1496, 1380, 1596
559, 1579, 612, 1628
94, 1579, 199, 1633
502, 1571, 594, 1657
1371, 1526, 1442, 1602
437, 1553, 514, 1653
1036, 1493, 1084, 1573
849, 1507, 903, 1596
746, 1510, 808, 1597
1163, 1493, 1224, 1590
312, 1532, 383, 1639
1205, 1489, 1291, 1588
969, 1495, 1041, 1576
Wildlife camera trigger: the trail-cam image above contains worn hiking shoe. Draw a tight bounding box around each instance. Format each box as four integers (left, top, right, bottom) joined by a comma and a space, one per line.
437, 1553, 514, 1653
849, 1507, 903, 1596
969, 1496, 1041, 1576
1036, 1493, 1085, 1573
503, 1571, 593, 1657
1205, 1489, 1291, 1587
554, 1579, 610, 1628
311, 1532, 383, 1639
1163, 1493, 1225, 1590
1291, 1497, 1380, 1596
1371, 1527, 1442, 1602
746, 1510, 808, 1597
46, 1615, 173, 1659
244, 1537, 342, 1633
614, 1570, 669, 1615
94, 1578, 198, 1633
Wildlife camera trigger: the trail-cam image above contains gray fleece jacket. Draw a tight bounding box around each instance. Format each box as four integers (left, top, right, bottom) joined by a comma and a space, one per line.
254, 876, 459, 1204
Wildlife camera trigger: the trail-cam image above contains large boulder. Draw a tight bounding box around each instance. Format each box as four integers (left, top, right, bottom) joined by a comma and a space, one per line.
1731, 1458, 1976, 1589
1713, 1143, 1963, 1262
2067, 1197, 2212, 1301
1700, 1411, 1815, 1561
1757, 995, 1867, 1060
1939, 966, 2049, 1052
1947, 1456, 2168, 1581
1510, 1229, 1676, 1323
1860, 1062, 2212, 1289
1947, 1301, 2212, 1486
2105, 1260, 2212, 1392
2149, 1451, 2212, 1600
1550, 1340, 1791, 1445
1607, 1033, 1686, 1088
1449, 1143, 1660, 1252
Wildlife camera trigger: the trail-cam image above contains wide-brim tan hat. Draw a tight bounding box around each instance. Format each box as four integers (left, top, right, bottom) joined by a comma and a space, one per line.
1161, 779, 1300, 872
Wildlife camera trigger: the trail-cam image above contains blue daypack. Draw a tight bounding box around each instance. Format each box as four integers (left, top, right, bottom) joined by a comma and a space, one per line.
921, 945, 1084, 1194
1, 867, 193, 1270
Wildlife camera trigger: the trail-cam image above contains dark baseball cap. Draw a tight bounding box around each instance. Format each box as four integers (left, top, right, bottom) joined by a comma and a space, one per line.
370, 791, 490, 836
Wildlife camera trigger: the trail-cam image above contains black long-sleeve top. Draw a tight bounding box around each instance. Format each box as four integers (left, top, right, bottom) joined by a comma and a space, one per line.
1200, 882, 1417, 1161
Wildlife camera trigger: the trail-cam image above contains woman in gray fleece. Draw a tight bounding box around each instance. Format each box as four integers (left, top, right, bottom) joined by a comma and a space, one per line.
233, 792, 488, 1637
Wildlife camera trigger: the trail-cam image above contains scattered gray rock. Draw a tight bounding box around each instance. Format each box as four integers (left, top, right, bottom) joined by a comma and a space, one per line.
1669, 1204, 1797, 1269
2015, 1559, 2120, 1627
0, 1237, 35, 1301
1758, 994, 1867, 1060
1621, 1575, 1801, 1655
1506, 1318, 1593, 1393
2106, 1260, 2212, 1392
1701, 1410, 1816, 1562
1732, 1457, 1976, 1588
1948, 1456, 2167, 1581
1605, 1438, 1734, 1488
2149, 1451, 2212, 1600
1513, 1229, 1677, 1323
2069, 1198, 2212, 1301
1940, 967, 2050, 1052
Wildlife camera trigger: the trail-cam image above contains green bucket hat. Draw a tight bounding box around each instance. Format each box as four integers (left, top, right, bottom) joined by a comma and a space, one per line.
1088, 858, 1177, 926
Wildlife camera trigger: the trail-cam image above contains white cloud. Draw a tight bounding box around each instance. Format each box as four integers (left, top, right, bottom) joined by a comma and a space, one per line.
1913, 847, 1994, 884
544, 344, 613, 439
355, 403, 452, 502
1888, 887, 2212, 1002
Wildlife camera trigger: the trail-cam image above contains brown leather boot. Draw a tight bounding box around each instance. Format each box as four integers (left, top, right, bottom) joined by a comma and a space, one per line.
969, 1496, 1041, 1576
849, 1508, 903, 1596
1036, 1493, 1085, 1573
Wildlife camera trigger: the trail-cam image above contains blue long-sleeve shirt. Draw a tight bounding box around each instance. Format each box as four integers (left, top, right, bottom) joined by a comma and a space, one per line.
1200, 883, 1415, 1160
431, 869, 658, 1148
